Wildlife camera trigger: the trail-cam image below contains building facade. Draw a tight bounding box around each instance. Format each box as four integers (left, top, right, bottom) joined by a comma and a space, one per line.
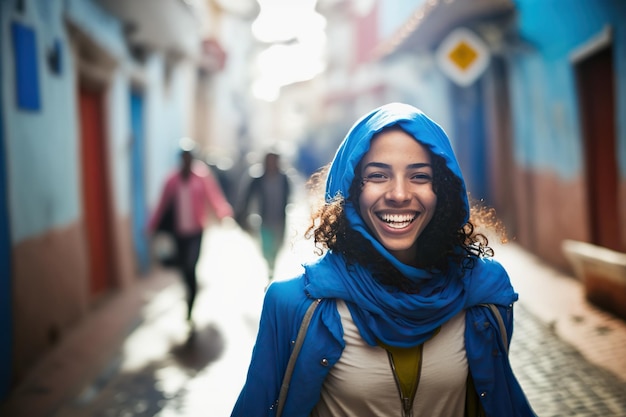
0, 0, 237, 399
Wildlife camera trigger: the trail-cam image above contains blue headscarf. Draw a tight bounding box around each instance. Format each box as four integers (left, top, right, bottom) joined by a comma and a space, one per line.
304, 103, 515, 347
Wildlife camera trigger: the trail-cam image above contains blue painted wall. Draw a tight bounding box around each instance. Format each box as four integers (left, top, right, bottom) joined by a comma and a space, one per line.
0, 0, 129, 244
0, 0, 190, 245
509, 0, 626, 179
0, 3, 13, 400
0, 0, 200, 391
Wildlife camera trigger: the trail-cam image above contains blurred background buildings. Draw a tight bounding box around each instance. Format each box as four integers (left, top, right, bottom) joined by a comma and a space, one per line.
1, 0, 625, 403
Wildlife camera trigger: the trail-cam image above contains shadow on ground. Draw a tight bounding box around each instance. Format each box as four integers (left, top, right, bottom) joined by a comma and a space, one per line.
52, 322, 226, 417
172, 323, 225, 372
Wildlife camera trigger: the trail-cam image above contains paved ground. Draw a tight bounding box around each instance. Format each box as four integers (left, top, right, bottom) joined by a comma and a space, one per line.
498, 241, 626, 416
510, 303, 626, 416
2, 200, 626, 417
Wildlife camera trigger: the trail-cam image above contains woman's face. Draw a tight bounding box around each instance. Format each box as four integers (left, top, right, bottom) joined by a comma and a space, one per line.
358, 129, 437, 265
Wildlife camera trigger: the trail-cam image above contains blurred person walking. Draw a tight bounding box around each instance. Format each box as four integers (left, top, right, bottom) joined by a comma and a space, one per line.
236, 151, 291, 280
147, 139, 233, 323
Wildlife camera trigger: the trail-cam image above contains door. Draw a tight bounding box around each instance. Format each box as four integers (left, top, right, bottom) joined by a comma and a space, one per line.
576, 46, 621, 251
130, 90, 149, 274
0, 29, 12, 399
450, 79, 491, 204
484, 56, 518, 236
78, 83, 115, 297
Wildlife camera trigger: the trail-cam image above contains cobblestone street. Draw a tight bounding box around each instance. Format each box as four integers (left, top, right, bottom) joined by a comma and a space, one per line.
510, 303, 626, 416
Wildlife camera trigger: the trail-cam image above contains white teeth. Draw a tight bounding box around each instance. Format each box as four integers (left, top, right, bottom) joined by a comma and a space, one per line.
381, 214, 414, 223
379, 213, 415, 228
387, 221, 410, 229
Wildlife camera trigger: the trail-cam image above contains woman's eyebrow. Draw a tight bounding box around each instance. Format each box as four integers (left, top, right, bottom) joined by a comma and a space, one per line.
362, 162, 390, 170
407, 162, 432, 169
362, 162, 432, 170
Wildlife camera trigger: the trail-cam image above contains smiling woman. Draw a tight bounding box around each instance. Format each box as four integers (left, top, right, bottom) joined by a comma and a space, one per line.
251, 0, 327, 101
230, 103, 537, 417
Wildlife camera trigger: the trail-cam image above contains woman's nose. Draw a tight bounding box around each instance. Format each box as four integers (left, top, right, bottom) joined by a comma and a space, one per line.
386, 179, 410, 202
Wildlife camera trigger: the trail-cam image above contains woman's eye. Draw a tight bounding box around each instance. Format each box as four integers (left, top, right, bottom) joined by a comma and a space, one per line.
411, 173, 433, 183
363, 173, 388, 182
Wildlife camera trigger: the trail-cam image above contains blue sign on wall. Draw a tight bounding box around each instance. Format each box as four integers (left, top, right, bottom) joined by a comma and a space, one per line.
11, 21, 41, 111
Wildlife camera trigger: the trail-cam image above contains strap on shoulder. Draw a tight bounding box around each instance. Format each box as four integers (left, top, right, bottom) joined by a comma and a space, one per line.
276, 298, 321, 417
482, 303, 509, 354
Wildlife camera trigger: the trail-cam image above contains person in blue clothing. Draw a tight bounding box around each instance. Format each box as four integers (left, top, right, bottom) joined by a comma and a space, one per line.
231, 103, 536, 417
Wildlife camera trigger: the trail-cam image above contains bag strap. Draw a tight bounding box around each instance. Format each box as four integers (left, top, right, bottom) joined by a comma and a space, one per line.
483, 303, 509, 354
276, 298, 321, 417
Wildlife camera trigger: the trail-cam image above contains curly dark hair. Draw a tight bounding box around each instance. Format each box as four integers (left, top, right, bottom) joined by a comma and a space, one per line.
305, 132, 505, 292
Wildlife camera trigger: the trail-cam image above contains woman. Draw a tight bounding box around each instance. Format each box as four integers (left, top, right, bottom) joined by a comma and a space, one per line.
148, 141, 233, 322
231, 103, 536, 416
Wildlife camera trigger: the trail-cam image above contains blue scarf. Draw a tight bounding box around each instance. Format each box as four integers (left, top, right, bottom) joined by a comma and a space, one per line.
304, 103, 515, 347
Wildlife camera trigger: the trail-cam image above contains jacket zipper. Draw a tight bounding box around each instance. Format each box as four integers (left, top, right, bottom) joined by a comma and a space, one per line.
386, 348, 422, 417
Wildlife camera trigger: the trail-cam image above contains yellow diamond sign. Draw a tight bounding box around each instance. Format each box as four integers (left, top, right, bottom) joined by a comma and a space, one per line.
448, 41, 478, 71
436, 28, 490, 86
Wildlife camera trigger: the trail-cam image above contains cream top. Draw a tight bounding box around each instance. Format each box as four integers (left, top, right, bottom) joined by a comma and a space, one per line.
310, 300, 467, 417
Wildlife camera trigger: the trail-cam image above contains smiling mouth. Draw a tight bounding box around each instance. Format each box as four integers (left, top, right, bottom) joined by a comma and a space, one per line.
378, 213, 417, 229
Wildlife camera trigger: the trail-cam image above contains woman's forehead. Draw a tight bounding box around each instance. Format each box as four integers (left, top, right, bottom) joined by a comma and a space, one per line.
360, 129, 431, 161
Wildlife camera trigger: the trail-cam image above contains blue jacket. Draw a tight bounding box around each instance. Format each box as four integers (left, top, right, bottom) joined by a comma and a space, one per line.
231, 271, 537, 417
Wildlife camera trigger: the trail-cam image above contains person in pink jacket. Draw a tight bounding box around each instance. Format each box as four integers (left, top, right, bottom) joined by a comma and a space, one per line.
148, 142, 233, 322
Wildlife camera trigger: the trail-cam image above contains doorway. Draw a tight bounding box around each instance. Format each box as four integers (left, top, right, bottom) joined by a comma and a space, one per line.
78, 82, 115, 297
575, 46, 621, 251
0, 29, 12, 399
450, 79, 491, 204
130, 90, 149, 274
